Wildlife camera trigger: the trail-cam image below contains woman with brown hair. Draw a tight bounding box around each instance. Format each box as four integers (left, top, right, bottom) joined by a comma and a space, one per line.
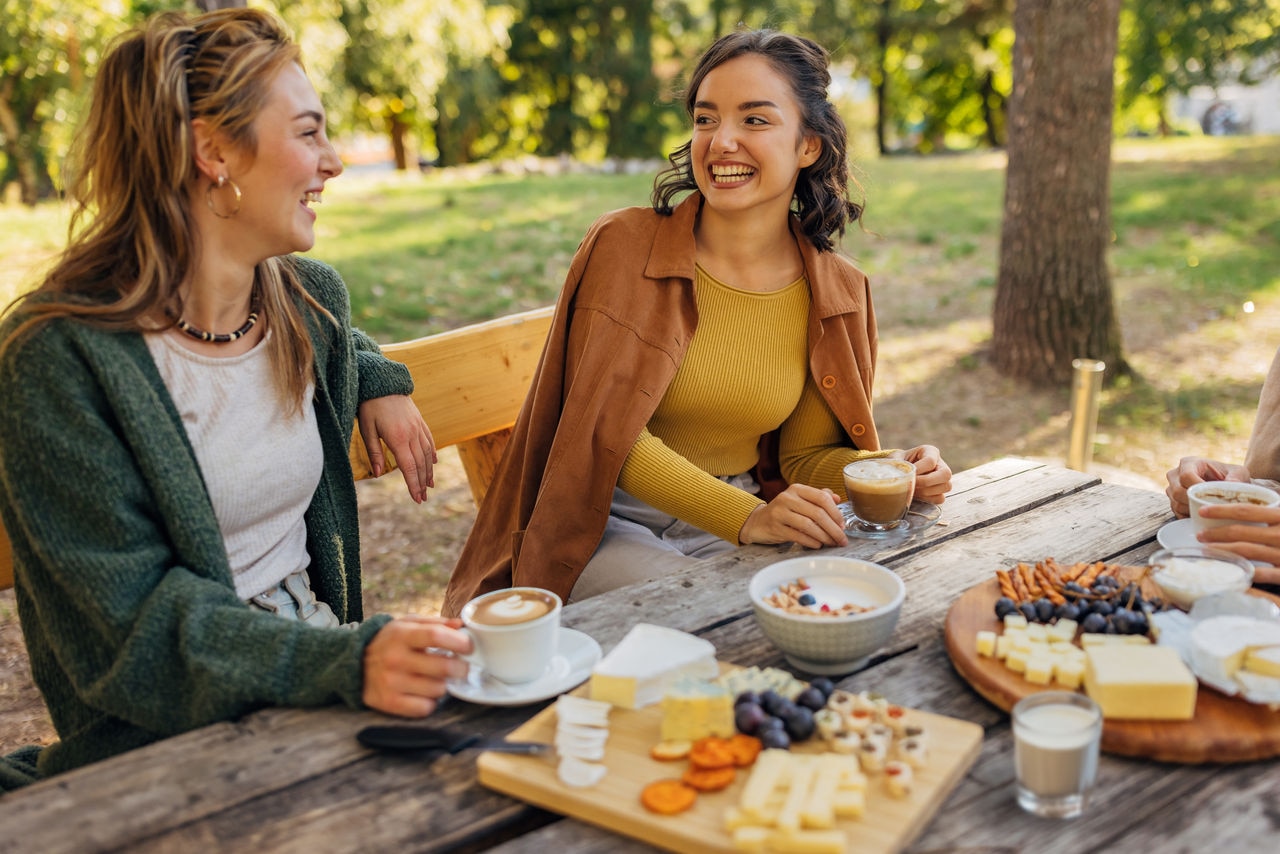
444, 29, 951, 615
0, 8, 468, 789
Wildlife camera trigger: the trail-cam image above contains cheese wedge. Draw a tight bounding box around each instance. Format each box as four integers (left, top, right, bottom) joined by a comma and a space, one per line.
1244, 645, 1280, 678
1083, 644, 1197, 720
1189, 616, 1280, 687
589, 623, 718, 708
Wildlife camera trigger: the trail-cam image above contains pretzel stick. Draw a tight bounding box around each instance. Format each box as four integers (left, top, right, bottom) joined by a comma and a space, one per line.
1060, 561, 1089, 583
996, 569, 1018, 601
1078, 561, 1107, 587
1034, 565, 1066, 605
1009, 567, 1030, 602
1018, 563, 1043, 599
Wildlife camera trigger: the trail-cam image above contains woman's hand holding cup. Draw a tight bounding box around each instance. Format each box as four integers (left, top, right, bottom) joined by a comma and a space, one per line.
362, 616, 471, 718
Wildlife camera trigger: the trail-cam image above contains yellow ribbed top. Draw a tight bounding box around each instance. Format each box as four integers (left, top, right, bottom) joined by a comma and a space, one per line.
618, 266, 888, 543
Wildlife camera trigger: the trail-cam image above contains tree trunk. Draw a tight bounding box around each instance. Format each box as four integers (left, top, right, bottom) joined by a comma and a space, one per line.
992, 0, 1129, 386
874, 4, 892, 155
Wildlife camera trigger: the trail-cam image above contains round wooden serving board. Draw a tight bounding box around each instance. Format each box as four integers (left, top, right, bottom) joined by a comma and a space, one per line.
944, 574, 1280, 764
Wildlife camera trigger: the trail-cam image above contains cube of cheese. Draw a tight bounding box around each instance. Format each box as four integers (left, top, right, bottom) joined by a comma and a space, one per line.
975, 630, 998, 657
1083, 645, 1197, 720
1047, 619, 1078, 642
1054, 658, 1085, 689
1025, 623, 1048, 643
1005, 646, 1030, 673
1024, 656, 1054, 685
660, 677, 734, 741
590, 623, 718, 708
1003, 614, 1029, 630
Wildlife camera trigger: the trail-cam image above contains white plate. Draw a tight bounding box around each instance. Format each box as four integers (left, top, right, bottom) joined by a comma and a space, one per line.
1156, 517, 1273, 568
447, 627, 601, 707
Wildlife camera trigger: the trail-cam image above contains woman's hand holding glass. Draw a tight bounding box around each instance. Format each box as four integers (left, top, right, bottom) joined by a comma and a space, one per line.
893, 445, 952, 504
739, 483, 848, 548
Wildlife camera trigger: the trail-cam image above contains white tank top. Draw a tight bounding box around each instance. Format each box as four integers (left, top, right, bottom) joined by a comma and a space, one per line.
146, 330, 324, 599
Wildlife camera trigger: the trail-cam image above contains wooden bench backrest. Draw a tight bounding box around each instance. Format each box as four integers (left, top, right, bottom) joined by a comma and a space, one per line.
0, 305, 553, 593
348, 305, 553, 503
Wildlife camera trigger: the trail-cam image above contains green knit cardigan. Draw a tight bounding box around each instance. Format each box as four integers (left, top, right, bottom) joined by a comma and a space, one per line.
0, 257, 407, 785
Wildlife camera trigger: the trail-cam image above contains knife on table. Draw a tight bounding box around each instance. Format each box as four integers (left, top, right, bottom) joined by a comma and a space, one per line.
356, 724, 552, 756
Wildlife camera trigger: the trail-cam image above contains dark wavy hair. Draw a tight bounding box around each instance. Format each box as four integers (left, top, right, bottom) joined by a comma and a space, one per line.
651, 29, 863, 253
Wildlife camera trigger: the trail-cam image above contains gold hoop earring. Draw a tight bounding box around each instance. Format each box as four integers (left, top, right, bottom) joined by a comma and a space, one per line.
205, 175, 242, 219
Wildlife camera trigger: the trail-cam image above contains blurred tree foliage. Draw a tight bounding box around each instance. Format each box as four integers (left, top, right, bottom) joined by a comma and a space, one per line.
2, 0, 1278, 203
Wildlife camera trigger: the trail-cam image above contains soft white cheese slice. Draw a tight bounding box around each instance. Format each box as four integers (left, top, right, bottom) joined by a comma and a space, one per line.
589, 623, 718, 709
557, 755, 608, 788
1189, 616, 1280, 689
555, 694, 612, 728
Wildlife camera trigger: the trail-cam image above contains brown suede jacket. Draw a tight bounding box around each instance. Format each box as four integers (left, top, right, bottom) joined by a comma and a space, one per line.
442, 193, 881, 616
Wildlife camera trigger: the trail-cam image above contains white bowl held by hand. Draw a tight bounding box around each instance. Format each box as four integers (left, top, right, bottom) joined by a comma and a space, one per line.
749, 556, 906, 675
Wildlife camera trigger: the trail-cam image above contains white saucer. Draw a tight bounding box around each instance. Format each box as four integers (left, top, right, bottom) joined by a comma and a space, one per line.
1157, 517, 1198, 550
447, 627, 602, 707
1156, 517, 1273, 568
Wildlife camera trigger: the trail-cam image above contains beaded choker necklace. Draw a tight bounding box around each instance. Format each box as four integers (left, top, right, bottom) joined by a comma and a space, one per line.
175, 304, 260, 344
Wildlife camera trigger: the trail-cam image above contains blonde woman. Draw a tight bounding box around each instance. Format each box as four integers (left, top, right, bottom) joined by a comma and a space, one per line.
0, 9, 468, 789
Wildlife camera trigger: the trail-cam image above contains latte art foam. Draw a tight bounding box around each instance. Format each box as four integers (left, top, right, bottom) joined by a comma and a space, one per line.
469, 589, 556, 626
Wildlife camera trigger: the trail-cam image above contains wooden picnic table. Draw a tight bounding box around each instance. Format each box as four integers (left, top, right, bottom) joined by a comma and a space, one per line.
1, 456, 1276, 852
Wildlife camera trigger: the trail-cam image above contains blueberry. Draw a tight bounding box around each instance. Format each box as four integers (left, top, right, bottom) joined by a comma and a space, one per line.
783, 706, 816, 742
760, 727, 791, 750
1081, 612, 1108, 634
1034, 598, 1055, 622
809, 677, 836, 699
1091, 601, 1114, 617
758, 715, 786, 732
796, 686, 827, 711
734, 691, 761, 708
995, 596, 1018, 619
1019, 602, 1039, 623
798, 592, 817, 606
1054, 602, 1081, 622
734, 702, 767, 735
759, 690, 788, 717
1064, 581, 1086, 595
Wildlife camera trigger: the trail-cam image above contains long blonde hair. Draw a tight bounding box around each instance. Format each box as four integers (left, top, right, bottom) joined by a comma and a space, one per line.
1, 7, 331, 411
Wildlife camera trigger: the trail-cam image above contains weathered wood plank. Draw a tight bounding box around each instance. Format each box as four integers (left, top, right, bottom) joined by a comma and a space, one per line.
561, 460, 1106, 652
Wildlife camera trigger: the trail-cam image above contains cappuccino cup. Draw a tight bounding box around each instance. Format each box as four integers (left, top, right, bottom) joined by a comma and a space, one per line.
1187, 481, 1280, 536
843, 458, 916, 532
459, 587, 561, 684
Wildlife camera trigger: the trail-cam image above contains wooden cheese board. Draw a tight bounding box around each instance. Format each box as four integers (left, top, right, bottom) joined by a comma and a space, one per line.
944, 571, 1280, 764
477, 673, 984, 854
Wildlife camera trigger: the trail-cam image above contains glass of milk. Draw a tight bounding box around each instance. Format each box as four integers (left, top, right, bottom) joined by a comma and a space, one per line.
1012, 691, 1102, 818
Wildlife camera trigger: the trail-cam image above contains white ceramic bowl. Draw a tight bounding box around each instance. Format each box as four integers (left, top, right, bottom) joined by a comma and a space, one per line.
749, 556, 905, 675
1149, 546, 1254, 611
